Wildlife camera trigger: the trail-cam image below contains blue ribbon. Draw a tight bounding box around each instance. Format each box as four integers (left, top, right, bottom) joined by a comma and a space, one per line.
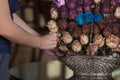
75, 12, 103, 25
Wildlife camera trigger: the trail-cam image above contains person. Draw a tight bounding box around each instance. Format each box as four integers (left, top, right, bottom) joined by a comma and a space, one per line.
0, 0, 61, 80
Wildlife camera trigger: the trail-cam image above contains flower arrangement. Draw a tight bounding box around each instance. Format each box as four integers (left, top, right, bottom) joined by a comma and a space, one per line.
46, 0, 120, 58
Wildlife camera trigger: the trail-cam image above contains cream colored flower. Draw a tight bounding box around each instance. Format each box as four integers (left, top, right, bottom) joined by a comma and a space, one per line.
50, 8, 58, 19
46, 20, 58, 33
72, 40, 82, 52
99, 38, 105, 48
106, 34, 120, 49
80, 34, 89, 45
114, 7, 120, 19
94, 0, 101, 3
62, 32, 73, 44
93, 34, 105, 47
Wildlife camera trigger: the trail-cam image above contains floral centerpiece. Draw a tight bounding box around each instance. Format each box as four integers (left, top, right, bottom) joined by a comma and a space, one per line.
46, 0, 120, 76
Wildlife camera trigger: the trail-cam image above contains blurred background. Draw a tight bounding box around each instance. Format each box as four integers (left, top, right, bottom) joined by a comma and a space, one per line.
9, 0, 73, 80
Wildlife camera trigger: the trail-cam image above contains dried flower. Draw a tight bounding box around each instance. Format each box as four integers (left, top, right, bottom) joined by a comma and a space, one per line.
106, 16, 117, 23
84, 0, 93, 5
73, 27, 82, 38
57, 19, 68, 30
114, 7, 120, 19
94, 0, 101, 3
46, 20, 58, 33
62, 32, 73, 44
106, 34, 120, 49
68, 22, 78, 34
84, 4, 91, 12
77, 0, 84, 5
103, 26, 112, 37
93, 24, 100, 35
102, 4, 110, 14
111, 0, 120, 8
80, 34, 89, 45
112, 23, 120, 35
50, 8, 58, 19
94, 5, 100, 14
72, 40, 82, 52
67, 0, 76, 9
101, 0, 108, 4
86, 43, 98, 55
98, 19, 106, 30
82, 23, 91, 34
93, 34, 105, 47
69, 9, 77, 19
59, 5, 68, 19
76, 6, 83, 14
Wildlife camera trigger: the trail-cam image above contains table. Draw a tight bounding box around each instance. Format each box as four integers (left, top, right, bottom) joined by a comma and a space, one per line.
9, 61, 119, 80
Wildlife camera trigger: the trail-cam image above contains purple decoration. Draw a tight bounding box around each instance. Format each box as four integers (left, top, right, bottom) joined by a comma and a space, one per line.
101, 0, 108, 4
77, 0, 84, 5
84, 4, 91, 12
69, 9, 77, 19
53, 0, 65, 8
84, 0, 93, 5
102, 4, 110, 14
59, 5, 67, 12
111, 0, 120, 7
76, 6, 83, 14
67, 0, 76, 9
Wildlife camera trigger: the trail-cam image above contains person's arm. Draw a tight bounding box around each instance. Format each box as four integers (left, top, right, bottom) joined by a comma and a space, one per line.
0, 0, 57, 49
13, 13, 39, 36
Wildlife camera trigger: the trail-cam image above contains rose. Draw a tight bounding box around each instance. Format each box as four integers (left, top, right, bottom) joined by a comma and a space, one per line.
77, 0, 84, 5
69, 9, 77, 19
73, 27, 82, 38
46, 20, 58, 33
72, 40, 82, 52
103, 26, 112, 37
57, 19, 68, 30
68, 22, 78, 34
84, 0, 93, 5
106, 34, 120, 49
112, 23, 120, 35
76, 6, 83, 14
80, 34, 89, 45
67, 0, 76, 9
86, 43, 98, 55
102, 4, 110, 14
93, 24, 100, 35
98, 19, 106, 30
82, 23, 91, 34
62, 32, 73, 44
111, 0, 120, 8
94, 0, 101, 3
50, 8, 58, 19
114, 7, 120, 19
93, 34, 105, 47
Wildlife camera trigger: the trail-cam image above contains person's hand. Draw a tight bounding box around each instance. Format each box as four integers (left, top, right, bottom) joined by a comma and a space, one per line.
44, 48, 64, 60
40, 33, 58, 49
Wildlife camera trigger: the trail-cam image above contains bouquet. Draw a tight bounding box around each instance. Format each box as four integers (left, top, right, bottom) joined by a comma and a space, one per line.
46, 0, 120, 58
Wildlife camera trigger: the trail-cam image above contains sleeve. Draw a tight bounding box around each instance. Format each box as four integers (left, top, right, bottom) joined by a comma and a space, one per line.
8, 0, 21, 14
14, 0, 21, 13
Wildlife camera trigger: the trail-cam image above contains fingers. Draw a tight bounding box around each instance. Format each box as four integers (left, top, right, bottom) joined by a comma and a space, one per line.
40, 33, 60, 49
